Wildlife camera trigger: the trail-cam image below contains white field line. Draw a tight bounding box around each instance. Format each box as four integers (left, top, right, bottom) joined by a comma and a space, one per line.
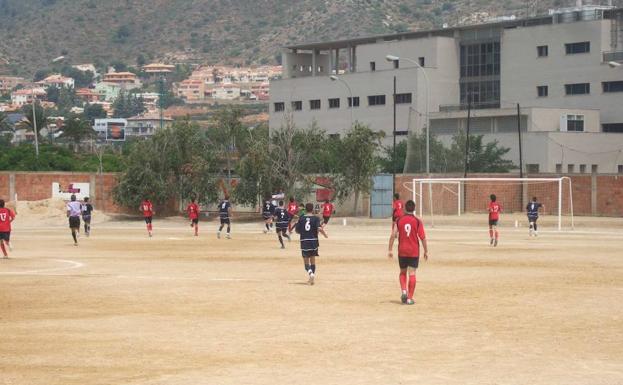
0, 259, 85, 276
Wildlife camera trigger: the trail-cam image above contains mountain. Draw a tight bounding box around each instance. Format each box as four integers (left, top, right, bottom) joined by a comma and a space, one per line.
0, 0, 619, 76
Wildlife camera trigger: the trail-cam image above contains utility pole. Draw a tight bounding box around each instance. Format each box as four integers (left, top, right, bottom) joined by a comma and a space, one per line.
517, 103, 524, 178
464, 96, 472, 178
159, 76, 165, 130
32, 88, 39, 159
392, 75, 397, 198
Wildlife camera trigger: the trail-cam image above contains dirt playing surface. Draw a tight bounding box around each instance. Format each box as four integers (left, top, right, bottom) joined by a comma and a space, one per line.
1, 216, 622, 385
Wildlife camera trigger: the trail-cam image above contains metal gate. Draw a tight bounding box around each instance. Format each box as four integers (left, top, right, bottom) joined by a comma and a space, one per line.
371, 174, 393, 218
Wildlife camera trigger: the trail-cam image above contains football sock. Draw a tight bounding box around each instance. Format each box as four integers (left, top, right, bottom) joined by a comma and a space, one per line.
278, 234, 284, 247
534, 223, 538, 231
408, 274, 416, 299
304, 263, 310, 272
399, 272, 407, 291
195, 226, 198, 236
494, 230, 499, 240
489, 229, 493, 238
226, 226, 230, 233
219, 225, 224, 232
0, 241, 6, 256
270, 223, 273, 228
71, 230, 77, 244
265, 223, 270, 231
310, 264, 316, 274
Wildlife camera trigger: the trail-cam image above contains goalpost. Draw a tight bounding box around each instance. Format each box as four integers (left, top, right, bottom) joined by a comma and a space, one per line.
411, 177, 574, 231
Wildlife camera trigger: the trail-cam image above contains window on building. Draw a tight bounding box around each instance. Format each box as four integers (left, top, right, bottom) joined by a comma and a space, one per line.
567, 114, 584, 131
618, 165, 623, 174
592, 164, 598, 173
368, 95, 386, 106
348, 96, 360, 108
537, 45, 549, 57
556, 164, 563, 173
291, 101, 302, 111
579, 164, 587, 173
602, 81, 623, 93
460, 80, 500, 109
310, 99, 321, 110
537, 85, 548, 97
395, 130, 408, 136
565, 83, 590, 95
527, 164, 540, 174
395, 93, 412, 104
460, 41, 501, 78
565, 41, 590, 54
370, 62, 376, 71
603, 123, 623, 132
568, 164, 575, 173
274, 102, 285, 112
419, 57, 425, 67
393, 60, 399, 69
328, 98, 340, 109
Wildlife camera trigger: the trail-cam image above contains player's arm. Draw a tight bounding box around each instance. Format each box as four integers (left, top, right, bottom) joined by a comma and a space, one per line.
421, 238, 429, 261
387, 227, 398, 258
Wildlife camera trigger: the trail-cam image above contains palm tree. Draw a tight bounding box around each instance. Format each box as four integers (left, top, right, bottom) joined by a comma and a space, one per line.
0, 111, 12, 132
17, 103, 47, 142
59, 117, 96, 151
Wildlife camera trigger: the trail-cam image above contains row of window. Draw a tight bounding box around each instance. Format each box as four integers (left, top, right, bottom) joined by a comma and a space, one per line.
369, 58, 425, 72
537, 81, 623, 97
273, 93, 412, 112
554, 164, 598, 174
537, 41, 590, 57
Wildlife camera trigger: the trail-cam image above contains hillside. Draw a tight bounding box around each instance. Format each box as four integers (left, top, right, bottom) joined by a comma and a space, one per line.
0, 0, 620, 76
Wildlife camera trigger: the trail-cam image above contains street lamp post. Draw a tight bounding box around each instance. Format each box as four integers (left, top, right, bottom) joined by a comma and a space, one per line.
385, 55, 430, 174
31, 88, 39, 159
329, 75, 354, 129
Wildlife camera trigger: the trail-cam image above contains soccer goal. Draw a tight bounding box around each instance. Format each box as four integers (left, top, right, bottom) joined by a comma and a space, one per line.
411, 177, 574, 231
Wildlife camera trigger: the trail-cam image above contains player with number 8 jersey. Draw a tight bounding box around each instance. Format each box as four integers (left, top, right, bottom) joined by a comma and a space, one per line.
388, 199, 428, 305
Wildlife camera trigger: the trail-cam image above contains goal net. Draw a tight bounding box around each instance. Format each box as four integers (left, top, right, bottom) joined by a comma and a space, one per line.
411, 177, 574, 231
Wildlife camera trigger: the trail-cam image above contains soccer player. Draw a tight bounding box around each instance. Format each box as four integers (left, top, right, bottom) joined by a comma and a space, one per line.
287, 196, 298, 233
262, 198, 275, 233
387, 200, 428, 305
488, 194, 502, 246
217, 196, 232, 239
392, 193, 404, 233
187, 198, 200, 236
66, 195, 82, 246
527, 197, 544, 237
321, 199, 334, 225
0, 199, 16, 259
295, 203, 328, 285
81, 197, 94, 237
273, 200, 291, 248
140, 198, 155, 237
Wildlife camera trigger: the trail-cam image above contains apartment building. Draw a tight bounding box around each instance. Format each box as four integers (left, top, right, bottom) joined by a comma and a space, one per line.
102, 71, 141, 89
0, 76, 25, 93
270, 5, 623, 174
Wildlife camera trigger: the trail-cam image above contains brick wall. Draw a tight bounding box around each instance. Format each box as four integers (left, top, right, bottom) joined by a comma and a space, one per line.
395, 174, 623, 217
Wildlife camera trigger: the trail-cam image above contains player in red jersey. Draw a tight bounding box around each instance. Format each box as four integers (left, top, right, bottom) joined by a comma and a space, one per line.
186, 197, 200, 236
391, 193, 404, 234
0, 199, 16, 259
287, 196, 298, 233
139, 198, 155, 237
488, 194, 502, 247
388, 200, 428, 305
321, 199, 334, 225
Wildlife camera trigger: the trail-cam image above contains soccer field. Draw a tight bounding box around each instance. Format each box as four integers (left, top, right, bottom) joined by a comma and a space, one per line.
1, 217, 622, 385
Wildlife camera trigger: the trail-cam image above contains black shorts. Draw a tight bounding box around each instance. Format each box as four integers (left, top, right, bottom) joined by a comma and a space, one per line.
144, 216, 152, 224
191, 218, 199, 224
82, 215, 91, 224
262, 214, 272, 220
0, 232, 10, 242
302, 249, 319, 258
220, 218, 230, 225
489, 219, 498, 226
323, 216, 331, 224
398, 256, 419, 269
276, 225, 288, 232
527, 215, 538, 222
69, 216, 81, 228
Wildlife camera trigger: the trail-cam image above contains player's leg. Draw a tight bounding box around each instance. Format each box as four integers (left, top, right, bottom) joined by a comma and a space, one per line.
264, 218, 270, 233
71, 226, 78, 245
533, 217, 538, 235
493, 224, 499, 246
398, 261, 408, 304
146, 217, 153, 237
0, 234, 8, 258
489, 222, 494, 245
308, 255, 316, 285
194, 219, 199, 236
303, 256, 311, 276
406, 264, 418, 305
225, 219, 231, 239
217, 219, 223, 238
277, 228, 285, 248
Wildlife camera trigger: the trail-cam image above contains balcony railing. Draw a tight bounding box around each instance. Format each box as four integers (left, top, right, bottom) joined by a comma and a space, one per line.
603, 51, 623, 62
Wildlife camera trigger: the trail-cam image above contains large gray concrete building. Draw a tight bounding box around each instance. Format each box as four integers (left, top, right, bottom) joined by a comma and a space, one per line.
269, 5, 623, 174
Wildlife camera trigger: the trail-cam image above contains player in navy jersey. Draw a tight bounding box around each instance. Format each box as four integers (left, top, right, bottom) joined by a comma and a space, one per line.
262, 199, 275, 233
217, 196, 232, 239
526, 197, 544, 237
273, 201, 291, 248
295, 203, 328, 285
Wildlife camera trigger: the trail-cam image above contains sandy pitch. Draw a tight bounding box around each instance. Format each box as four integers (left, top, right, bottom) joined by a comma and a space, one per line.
1, 217, 622, 385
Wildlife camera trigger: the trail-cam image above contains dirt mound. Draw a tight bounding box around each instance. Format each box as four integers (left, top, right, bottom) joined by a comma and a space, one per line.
6, 198, 110, 227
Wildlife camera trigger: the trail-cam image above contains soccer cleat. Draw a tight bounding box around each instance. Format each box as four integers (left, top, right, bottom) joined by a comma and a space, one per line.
308, 272, 315, 285
217, 232, 221, 239
490, 238, 494, 246
280, 245, 285, 249
405, 299, 415, 305
226, 233, 231, 239
401, 292, 407, 304
494, 239, 498, 247
2, 255, 8, 259
534, 231, 538, 237
263, 229, 267, 234
74, 242, 78, 247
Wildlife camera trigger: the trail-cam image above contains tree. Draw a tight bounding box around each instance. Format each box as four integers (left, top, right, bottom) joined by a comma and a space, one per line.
234, 124, 273, 206
83, 103, 107, 122
333, 123, 384, 214
18, 104, 47, 142
112, 91, 145, 118
402, 132, 449, 173
378, 139, 408, 174
114, 120, 219, 209
0, 111, 13, 147
59, 117, 95, 150
208, 106, 246, 184
446, 132, 516, 173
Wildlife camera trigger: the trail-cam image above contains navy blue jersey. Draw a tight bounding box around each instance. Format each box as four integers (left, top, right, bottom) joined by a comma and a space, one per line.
262, 201, 275, 216
296, 215, 321, 252
527, 202, 542, 217
219, 200, 231, 219
81, 203, 93, 218
274, 207, 290, 228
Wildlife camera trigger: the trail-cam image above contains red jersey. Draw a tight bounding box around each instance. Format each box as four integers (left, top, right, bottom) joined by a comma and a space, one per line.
0, 208, 15, 232
397, 214, 426, 258
393, 200, 404, 219
187, 203, 200, 219
488, 201, 502, 220
141, 201, 154, 217
322, 202, 334, 217
287, 202, 298, 216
